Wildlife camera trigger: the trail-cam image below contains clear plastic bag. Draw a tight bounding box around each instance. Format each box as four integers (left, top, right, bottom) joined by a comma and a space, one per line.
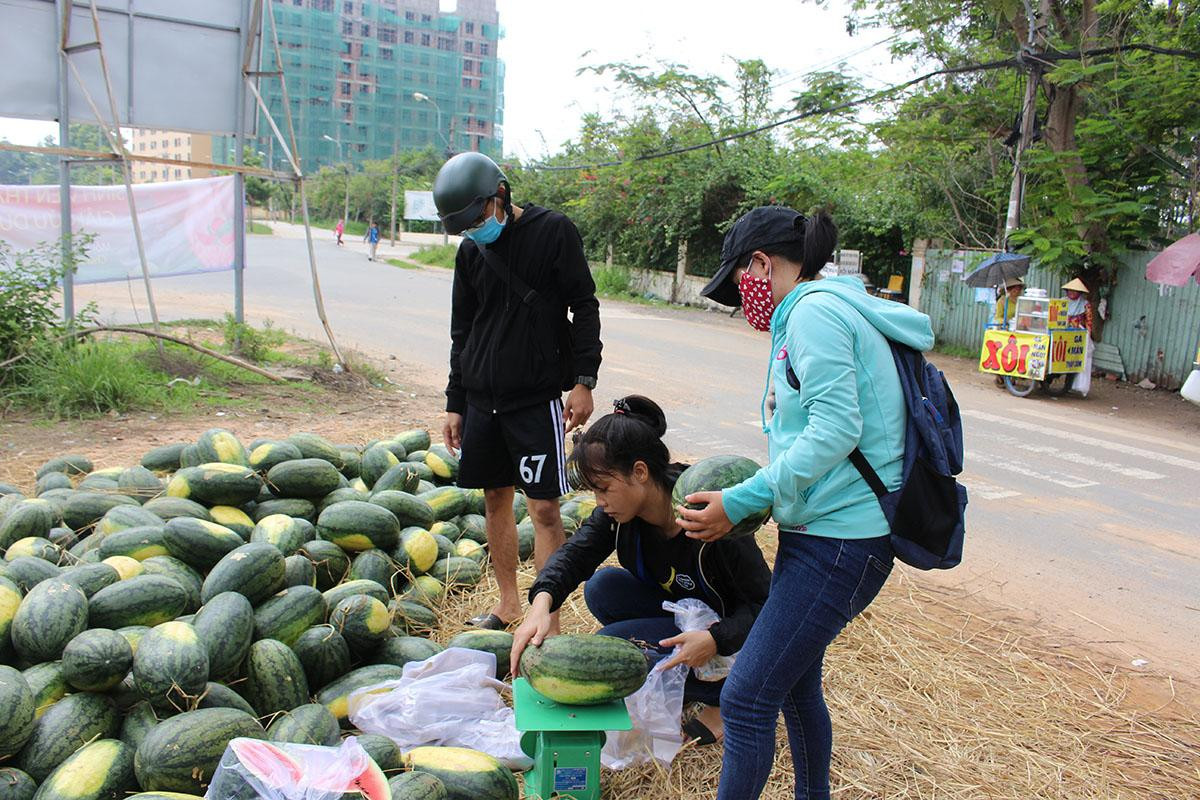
601, 659, 687, 770
347, 647, 531, 770
206, 737, 388, 800
663, 598, 736, 681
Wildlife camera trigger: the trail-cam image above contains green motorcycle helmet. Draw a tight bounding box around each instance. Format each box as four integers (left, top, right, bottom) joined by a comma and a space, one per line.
432, 152, 508, 234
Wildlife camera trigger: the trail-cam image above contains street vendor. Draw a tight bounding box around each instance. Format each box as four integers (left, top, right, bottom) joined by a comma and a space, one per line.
1062, 277, 1093, 396
510, 395, 771, 747
993, 275, 1025, 327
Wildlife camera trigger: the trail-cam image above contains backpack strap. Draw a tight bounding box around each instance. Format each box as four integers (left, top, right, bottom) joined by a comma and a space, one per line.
847, 448, 888, 499
477, 245, 541, 307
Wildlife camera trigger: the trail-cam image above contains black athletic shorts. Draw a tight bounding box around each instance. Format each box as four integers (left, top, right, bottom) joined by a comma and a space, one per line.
457, 399, 569, 500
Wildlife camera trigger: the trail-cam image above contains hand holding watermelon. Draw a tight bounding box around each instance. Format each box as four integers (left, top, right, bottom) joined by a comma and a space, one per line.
676, 490, 734, 542
510, 592, 555, 677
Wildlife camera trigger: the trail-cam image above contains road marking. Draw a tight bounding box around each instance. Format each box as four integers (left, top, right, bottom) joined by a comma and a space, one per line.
1004, 405, 1200, 458
978, 432, 1167, 480
959, 476, 1021, 500
963, 409, 1200, 472
988, 455, 1099, 489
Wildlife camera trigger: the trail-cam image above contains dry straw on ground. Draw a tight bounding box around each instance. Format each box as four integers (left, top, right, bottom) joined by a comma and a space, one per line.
434, 545, 1200, 800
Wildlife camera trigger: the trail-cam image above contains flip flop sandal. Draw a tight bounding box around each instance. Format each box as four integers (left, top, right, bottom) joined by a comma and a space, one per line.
466, 612, 512, 631
682, 717, 720, 747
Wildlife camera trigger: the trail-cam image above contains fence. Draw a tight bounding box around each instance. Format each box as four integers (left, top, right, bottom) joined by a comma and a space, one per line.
912, 249, 1200, 389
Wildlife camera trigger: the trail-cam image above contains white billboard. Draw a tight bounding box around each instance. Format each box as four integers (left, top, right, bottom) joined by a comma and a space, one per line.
404, 190, 440, 222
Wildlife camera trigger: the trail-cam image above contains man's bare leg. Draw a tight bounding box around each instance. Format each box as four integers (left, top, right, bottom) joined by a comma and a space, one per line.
526, 496, 567, 636
482, 486, 521, 624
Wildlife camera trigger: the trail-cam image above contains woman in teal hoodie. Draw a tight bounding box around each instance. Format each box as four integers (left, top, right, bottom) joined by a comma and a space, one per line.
684, 206, 935, 800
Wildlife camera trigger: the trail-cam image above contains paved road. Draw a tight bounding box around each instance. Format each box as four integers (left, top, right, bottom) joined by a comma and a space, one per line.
77, 229, 1200, 678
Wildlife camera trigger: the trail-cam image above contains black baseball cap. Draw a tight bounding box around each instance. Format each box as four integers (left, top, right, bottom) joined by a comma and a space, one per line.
701, 206, 807, 307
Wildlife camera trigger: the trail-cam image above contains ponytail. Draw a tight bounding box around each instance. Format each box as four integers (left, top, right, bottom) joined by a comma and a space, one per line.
800, 211, 837, 279
569, 395, 679, 489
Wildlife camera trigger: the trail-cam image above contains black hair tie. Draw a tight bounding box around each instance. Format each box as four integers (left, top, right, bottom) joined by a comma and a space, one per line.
612, 398, 630, 415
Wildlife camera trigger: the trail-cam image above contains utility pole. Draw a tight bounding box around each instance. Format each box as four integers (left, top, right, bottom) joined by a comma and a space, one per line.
1003, 0, 1045, 247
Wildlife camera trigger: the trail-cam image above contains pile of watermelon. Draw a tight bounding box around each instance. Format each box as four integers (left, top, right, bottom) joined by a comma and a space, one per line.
0, 427, 598, 800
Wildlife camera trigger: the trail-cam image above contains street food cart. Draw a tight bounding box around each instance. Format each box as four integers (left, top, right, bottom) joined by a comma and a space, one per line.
979, 289, 1088, 397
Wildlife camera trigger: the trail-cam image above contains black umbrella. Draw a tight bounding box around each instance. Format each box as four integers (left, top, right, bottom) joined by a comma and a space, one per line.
962, 252, 1031, 287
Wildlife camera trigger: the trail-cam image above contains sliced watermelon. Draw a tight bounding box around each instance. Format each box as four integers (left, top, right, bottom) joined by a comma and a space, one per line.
210, 737, 391, 800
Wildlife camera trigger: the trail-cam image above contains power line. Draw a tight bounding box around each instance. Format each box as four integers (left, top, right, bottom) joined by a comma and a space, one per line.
525, 43, 1200, 173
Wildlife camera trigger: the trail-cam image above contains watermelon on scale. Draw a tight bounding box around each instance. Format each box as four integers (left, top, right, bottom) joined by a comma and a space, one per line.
672, 455, 771, 539
518, 633, 649, 706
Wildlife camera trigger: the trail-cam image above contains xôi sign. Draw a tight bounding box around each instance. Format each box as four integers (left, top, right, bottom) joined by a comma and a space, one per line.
979, 329, 1050, 380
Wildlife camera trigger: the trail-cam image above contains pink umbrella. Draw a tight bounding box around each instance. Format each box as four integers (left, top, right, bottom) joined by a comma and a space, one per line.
1146, 233, 1200, 286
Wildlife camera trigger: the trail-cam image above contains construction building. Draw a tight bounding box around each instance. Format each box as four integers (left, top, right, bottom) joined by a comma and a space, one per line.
252, 0, 504, 172
129, 129, 213, 183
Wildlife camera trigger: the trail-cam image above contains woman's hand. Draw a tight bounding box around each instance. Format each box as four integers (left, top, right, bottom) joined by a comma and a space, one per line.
676, 491, 733, 542
658, 630, 718, 671
510, 593, 555, 677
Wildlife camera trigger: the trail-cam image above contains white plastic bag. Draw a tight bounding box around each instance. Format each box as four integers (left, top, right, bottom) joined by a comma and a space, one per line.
663, 598, 736, 681
601, 659, 687, 770
347, 647, 531, 770
206, 737, 385, 800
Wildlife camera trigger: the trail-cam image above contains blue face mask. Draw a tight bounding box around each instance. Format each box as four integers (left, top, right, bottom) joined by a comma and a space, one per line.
464, 206, 506, 245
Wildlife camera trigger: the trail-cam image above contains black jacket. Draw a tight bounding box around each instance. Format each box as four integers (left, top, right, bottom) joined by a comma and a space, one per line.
529, 508, 772, 656
446, 205, 602, 415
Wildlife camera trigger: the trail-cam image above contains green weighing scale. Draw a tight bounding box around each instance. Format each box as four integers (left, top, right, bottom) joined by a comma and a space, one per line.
513, 677, 633, 800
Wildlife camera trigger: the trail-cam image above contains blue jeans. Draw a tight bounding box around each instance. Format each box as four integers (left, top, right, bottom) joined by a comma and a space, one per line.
716, 533, 893, 800
583, 567, 725, 706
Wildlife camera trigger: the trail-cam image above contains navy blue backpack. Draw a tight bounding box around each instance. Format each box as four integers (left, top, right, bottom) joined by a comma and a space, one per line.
784, 298, 968, 569
848, 343, 968, 569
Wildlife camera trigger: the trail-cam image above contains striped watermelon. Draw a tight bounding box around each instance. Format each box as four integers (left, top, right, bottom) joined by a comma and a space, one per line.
283, 554, 316, 588
298, 540, 350, 590
17, 691, 122, 782
0, 575, 22, 648
356, 733, 403, 771
195, 429, 248, 466
389, 771, 448, 800
32, 738, 136, 800
97, 525, 168, 561
118, 701, 160, 750
428, 557, 482, 588
673, 455, 771, 539
317, 501, 400, 553
266, 459, 343, 500
285, 433, 344, 467
393, 429, 431, 454
133, 707, 264, 793
192, 592, 255, 679
2, 557, 60, 593
519, 634, 649, 706
0, 666, 35, 759
318, 487, 369, 514
141, 443, 188, 473
424, 445, 460, 482
446, 630, 513, 679
322, 579, 389, 608
139, 556, 203, 613
162, 517, 244, 571
20, 661, 68, 720
132, 621, 209, 711
0, 767, 38, 800
207, 506, 255, 539
370, 464, 421, 496
360, 446, 401, 490
99, 555, 143, 581
315, 664, 406, 722
244, 639, 309, 717
4, 537, 61, 563
403, 746, 518, 800
61, 628, 133, 692
253, 586, 326, 646
35, 456, 92, 479
167, 464, 262, 508
388, 599, 438, 636
347, 549, 400, 593
247, 441, 304, 473
61, 493, 141, 532
329, 595, 391, 654
142, 497, 212, 523
370, 491, 434, 531
118, 466, 164, 503
393, 528, 439, 576
400, 576, 446, 610
371, 635, 443, 668
251, 499, 316, 523
266, 703, 340, 747
201, 543, 286, 606
0, 501, 58, 551
418, 488, 467, 522
10, 578, 88, 663
290, 624, 352, 692
89, 575, 188, 629
34, 473, 73, 496
250, 514, 309, 556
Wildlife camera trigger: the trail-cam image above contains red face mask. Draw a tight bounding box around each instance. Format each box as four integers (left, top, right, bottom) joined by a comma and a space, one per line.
738, 258, 775, 332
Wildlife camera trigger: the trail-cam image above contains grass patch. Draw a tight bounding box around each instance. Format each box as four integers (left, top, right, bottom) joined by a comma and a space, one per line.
933, 342, 978, 360
4, 338, 280, 418
248, 221, 273, 235
386, 257, 419, 270
410, 244, 457, 269
592, 263, 632, 296
220, 314, 287, 362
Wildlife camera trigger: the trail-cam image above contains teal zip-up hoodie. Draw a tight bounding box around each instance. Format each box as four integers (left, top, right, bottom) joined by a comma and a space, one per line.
723, 276, 935, 539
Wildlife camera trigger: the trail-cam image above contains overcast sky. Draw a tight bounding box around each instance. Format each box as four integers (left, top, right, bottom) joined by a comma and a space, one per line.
0, 0, 913, 161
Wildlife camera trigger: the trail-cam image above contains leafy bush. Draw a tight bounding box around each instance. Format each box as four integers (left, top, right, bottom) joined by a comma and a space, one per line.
221, 314, 286, 362
592, 264, 633, 296
0, 236, 92, 367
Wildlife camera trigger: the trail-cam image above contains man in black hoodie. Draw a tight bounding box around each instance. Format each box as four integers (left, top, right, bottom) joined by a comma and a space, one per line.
433, 152, 603, 631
